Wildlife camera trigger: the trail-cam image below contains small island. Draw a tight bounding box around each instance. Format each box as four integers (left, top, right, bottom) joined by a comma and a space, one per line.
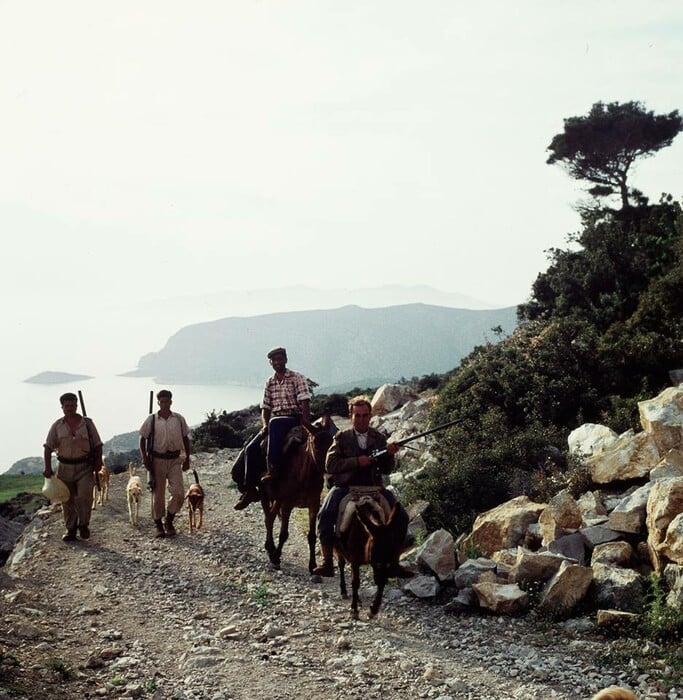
23, 371, 93, 385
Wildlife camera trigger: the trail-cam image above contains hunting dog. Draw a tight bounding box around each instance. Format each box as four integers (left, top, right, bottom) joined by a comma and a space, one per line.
126, 462, 143, 527
92, 459, 110, 508
591, 688, 637, 700
186, 469, 205, 533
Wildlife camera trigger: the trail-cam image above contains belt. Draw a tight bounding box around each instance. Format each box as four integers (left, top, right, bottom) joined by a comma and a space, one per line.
152, 450, 181, 459
58, 455, 88, 465
272, 411, 300, 417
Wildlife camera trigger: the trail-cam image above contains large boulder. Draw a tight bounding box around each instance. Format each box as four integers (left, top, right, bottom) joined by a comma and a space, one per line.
465, 496, 545, 557
646, 476, 683, 572
370, 384, 418, 416
638, 385, 683, 455
586, 431, 660, 484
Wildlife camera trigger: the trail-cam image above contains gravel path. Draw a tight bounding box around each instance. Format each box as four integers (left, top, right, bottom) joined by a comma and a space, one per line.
1, 450, 677, 699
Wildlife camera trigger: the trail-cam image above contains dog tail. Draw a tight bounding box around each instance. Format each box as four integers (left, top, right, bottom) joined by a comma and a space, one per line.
129, 462, 136, 477
193, 469, 200, 485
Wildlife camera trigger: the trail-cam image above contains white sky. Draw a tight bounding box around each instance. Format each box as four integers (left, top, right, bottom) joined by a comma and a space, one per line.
2, 1, 683, 314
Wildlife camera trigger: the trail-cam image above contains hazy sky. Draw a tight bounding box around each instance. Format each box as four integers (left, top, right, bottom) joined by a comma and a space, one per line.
2, 1, 683, 315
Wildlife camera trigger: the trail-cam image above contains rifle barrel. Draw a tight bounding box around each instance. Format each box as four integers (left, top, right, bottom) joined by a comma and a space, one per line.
78, 390, 87, 417
397, 416, 467, 446
148, 390, 154, 415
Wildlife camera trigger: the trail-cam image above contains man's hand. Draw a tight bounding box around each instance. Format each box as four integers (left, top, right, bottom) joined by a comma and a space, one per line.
357, 455, 373, 468
182, 457, 190, 472
386, 443, 399, 455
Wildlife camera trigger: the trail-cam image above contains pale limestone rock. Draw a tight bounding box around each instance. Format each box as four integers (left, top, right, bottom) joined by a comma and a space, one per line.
508, 548, 572, 584
402, 574, 441, 598
607, 482, 653, 534
551, 489, 583, 528
466, 495, 545, 557
646, 476, 683, 572
538, 506, 566, 547
596, 609, 640, 627
471, 581, 528, 615
538, 561, 593, 617
651, 448, 683, 480
414, 528, 455, 582
591, 541, 634, 567
587, 431, 660, 484
567, 423, 618, 456
452, 557, 497, 589
591, 563, 646, 613
577, 491, 607, 519
638, 385, 683, 454
370, 384, 418, 416
663, 564, 683, 611
658, 513, 683, 566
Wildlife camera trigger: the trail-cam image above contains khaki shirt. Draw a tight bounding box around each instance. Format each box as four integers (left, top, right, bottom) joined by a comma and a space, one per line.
139, 412, 190, 453
44, 417, 103, 462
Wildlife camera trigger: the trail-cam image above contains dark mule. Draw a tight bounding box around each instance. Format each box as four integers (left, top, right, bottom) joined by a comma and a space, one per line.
261, 425, 333, 572
334, 492, 403, 620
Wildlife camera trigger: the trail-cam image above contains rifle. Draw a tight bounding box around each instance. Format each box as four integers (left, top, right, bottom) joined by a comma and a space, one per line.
369, 416, 470, 461
146, 390, 156, 492
78, 390, 101, 492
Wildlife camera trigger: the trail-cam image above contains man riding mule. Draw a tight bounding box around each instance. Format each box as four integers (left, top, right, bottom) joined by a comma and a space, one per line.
234, 346, 311, 510
312, 396, 411, 578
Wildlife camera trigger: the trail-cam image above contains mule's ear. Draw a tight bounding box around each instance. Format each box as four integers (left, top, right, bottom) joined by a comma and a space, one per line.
387, 503, 400, 524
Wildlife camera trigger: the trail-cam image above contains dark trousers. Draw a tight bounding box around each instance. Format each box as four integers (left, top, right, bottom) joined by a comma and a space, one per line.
266, 416, 299, 474
317, 485, 409, 546
243, 432, 265, 489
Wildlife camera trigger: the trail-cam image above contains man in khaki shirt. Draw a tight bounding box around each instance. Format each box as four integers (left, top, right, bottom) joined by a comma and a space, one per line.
44, 392, 103, 542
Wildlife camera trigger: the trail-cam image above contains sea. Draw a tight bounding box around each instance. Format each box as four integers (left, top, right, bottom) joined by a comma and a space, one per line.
0, 373, 263, 474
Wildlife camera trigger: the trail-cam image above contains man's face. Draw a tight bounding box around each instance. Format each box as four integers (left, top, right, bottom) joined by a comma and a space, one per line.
61, 399, 78, 415
269, 353, 287, 373
350, 404, 371, 434
158, 397, 172, 411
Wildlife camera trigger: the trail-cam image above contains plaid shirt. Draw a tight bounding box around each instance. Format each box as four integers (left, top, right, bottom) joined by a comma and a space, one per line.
262, 369, 311, 414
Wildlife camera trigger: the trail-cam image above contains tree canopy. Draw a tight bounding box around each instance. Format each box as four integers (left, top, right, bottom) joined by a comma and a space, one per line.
547, 101, 682, 208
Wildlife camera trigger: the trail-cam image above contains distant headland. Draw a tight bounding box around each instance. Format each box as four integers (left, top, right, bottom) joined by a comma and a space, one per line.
23, 371, 93, 385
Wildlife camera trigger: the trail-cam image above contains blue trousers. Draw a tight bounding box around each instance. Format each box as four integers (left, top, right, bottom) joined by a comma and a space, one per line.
243, 416, 299, 486
317, 485, 409, 546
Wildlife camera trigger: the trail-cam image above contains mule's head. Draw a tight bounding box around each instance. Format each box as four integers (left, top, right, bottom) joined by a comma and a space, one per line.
356, 503, 401, 572
307, 425, 334, 468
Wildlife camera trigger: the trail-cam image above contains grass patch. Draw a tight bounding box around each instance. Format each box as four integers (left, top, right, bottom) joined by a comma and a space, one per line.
46, 658, 75, 681
0, 474, 43, 503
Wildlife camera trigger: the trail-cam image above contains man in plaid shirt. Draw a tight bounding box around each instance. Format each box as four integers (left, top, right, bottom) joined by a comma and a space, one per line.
235, 347, 311, 509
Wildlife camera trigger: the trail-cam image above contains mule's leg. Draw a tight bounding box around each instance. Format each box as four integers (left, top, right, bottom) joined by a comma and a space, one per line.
262, 501, 281, 568
339, 556, 348, 599
370, 567, 388, 618
350, 563, 361, 620
307, 505, 319, 573
275, 506, 292, 566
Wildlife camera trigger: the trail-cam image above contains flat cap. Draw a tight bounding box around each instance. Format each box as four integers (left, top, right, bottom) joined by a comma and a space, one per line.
267, 346, 287, 359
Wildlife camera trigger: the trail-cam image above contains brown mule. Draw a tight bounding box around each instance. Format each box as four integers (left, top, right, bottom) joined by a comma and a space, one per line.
260, 425, 333, 573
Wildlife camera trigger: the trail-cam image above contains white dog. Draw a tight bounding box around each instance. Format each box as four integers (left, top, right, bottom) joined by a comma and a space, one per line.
126, 462, 143, 527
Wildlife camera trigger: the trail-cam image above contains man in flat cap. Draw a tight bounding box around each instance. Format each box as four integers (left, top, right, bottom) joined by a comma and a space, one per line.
234, 347, 311, 509
43, 392, 104, 541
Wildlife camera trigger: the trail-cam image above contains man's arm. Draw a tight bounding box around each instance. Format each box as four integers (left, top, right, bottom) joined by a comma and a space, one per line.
299, 398, 311, 427
182, 435, 191, 471
43, 445, 54, 478
261, 407, 271, 431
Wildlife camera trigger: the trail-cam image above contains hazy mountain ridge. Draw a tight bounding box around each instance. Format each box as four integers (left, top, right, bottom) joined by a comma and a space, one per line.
127, 303, 518, 389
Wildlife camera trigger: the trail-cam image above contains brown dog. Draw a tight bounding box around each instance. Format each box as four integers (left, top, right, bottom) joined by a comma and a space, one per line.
591, 687, 637, 700
186, 469, 205, 533
92, 458, 110, 508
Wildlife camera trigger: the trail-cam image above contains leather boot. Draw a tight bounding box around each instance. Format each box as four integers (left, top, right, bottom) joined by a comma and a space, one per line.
312, 545, 335, 577
154, 519, 166, 538
165, 511, 177, 537
234, 487, 260, 511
